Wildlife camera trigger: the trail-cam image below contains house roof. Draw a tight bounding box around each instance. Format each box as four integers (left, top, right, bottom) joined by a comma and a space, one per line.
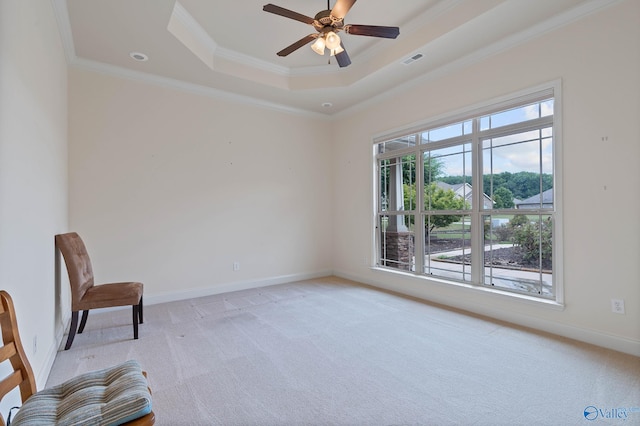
516, 188, 554, 207
435, 181, 493, 208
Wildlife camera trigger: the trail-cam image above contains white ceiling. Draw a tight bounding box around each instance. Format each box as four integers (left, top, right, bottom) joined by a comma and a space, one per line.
53, 0, 617, 115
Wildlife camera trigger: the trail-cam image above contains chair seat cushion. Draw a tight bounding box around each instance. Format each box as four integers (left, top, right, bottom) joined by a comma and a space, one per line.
78, 282, 143, 311
11, 360, 152, 426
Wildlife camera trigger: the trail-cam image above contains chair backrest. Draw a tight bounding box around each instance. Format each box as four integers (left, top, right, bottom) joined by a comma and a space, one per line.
55, 233, 95, 310
0, 291, 37, 426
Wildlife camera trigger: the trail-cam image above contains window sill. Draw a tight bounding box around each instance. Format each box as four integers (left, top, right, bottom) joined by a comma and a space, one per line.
371, 266, 565, 311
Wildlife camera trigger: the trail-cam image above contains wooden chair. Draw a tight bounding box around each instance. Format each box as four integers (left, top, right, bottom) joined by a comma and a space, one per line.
55, 232, 144, 349
0, 291, 155, 425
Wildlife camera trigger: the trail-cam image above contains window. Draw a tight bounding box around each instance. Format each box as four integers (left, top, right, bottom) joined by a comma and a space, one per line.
374, 85, 561, 301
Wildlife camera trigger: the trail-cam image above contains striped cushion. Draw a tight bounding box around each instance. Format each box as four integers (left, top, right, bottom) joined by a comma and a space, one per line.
11, 360, 152, 426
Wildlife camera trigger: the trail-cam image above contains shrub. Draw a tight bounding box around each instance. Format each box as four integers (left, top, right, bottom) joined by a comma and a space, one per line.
494, 224, 513, 242
513, 218, 552, 268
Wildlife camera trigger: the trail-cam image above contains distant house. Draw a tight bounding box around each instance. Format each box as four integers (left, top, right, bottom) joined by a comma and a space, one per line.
515, 188, 554, 209
435, 182, 494, 209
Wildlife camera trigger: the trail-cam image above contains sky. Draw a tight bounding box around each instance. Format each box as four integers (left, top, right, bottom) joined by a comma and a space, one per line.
426, 99, 554, 177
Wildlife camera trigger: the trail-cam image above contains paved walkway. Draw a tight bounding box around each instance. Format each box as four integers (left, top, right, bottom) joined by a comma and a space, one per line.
430, 243, 513, 257
426, 244, 553, 296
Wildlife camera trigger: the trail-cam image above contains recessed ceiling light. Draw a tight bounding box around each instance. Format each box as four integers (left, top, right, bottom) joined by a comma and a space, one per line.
129, 52, 149, 62
322, 102, 333, 108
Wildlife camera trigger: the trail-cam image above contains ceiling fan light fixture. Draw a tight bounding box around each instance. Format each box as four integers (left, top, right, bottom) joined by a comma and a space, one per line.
311, 36, 326, 55
324, 31, 341, 50
330, 45, 344, 56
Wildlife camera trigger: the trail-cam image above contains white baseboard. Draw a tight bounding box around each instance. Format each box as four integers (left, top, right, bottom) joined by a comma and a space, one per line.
36, 326, 65, 389
145, 270, 334, 306
335, 270, 640, 358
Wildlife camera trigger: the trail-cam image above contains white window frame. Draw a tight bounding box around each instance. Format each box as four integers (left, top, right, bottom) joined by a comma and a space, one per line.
372, 81, 563, 306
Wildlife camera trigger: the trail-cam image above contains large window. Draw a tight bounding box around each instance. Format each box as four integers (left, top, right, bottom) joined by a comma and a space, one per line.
375, 86, 561, 301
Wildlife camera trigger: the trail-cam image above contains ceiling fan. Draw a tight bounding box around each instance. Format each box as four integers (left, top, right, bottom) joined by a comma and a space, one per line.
263, 0, 399, 68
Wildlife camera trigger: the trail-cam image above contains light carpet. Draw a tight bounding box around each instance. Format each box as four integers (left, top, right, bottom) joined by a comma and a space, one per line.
46, 277, 640, 425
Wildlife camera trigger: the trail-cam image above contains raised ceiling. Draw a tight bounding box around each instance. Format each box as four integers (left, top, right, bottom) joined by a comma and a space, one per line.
53, 0, 618, 115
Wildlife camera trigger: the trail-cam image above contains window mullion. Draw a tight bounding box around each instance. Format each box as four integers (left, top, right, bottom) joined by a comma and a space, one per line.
471, 118, 483, 285
415, 140, 425, 274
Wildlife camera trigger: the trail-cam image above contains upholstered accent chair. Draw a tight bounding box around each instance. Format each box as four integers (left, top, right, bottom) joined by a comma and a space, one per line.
0, 291, 155, 425
55, 232, 144, 350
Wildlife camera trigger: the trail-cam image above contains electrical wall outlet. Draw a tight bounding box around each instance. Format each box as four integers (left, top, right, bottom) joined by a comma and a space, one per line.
611, 299, 625, 314
233, 261, 240, 271
33, 335, 37, 354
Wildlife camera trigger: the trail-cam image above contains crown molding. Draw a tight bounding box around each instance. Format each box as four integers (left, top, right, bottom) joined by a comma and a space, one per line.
167, 0, 218, 70
50, 0, 76, 63
215, 46, 292, 76
170, 1, 336, 78
336, 0, 625, 118
69, 57, 330, 119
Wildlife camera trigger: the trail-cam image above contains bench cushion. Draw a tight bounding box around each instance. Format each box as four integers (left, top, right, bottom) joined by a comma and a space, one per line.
11, 360, 152, 426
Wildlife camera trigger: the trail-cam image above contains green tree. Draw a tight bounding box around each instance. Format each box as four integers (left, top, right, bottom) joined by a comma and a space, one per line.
402, 155, 445, 184
403, 183, 417, 214
440, 175, 471, 185
446, 172, 553, 202
492, 187, 515, 208
404, 183, 468, 234
482, 172, 553, 200
423, 156, 445, 183
380, 156, 444, 204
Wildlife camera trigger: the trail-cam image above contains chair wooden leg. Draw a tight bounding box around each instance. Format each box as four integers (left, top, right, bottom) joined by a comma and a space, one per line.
78, 310, 89, 333
65, 311, 79, 350
132, 305, 139, 340
138, 296, 143, 324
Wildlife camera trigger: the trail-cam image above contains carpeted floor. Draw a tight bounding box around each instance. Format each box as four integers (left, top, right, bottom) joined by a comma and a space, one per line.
46, 277, 640, 425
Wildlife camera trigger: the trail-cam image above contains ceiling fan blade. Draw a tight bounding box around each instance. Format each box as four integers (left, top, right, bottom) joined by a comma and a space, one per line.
335, 43, 351, 68
263, 4, 315, 25
344, 25, 399, 39
331, 0, 357, 20
277, 34, 317, 57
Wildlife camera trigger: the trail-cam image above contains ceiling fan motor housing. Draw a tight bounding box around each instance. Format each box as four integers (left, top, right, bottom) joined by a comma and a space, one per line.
313, 10, 344, 31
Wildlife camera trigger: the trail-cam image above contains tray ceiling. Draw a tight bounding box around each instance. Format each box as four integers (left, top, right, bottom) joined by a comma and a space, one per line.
53, 0, 619, 115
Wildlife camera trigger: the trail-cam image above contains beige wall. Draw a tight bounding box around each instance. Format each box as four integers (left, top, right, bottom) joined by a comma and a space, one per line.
68, 69, 333, 301
332, 0, 640, 355
0, 0, 68, 397
2, 3, 637, 408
